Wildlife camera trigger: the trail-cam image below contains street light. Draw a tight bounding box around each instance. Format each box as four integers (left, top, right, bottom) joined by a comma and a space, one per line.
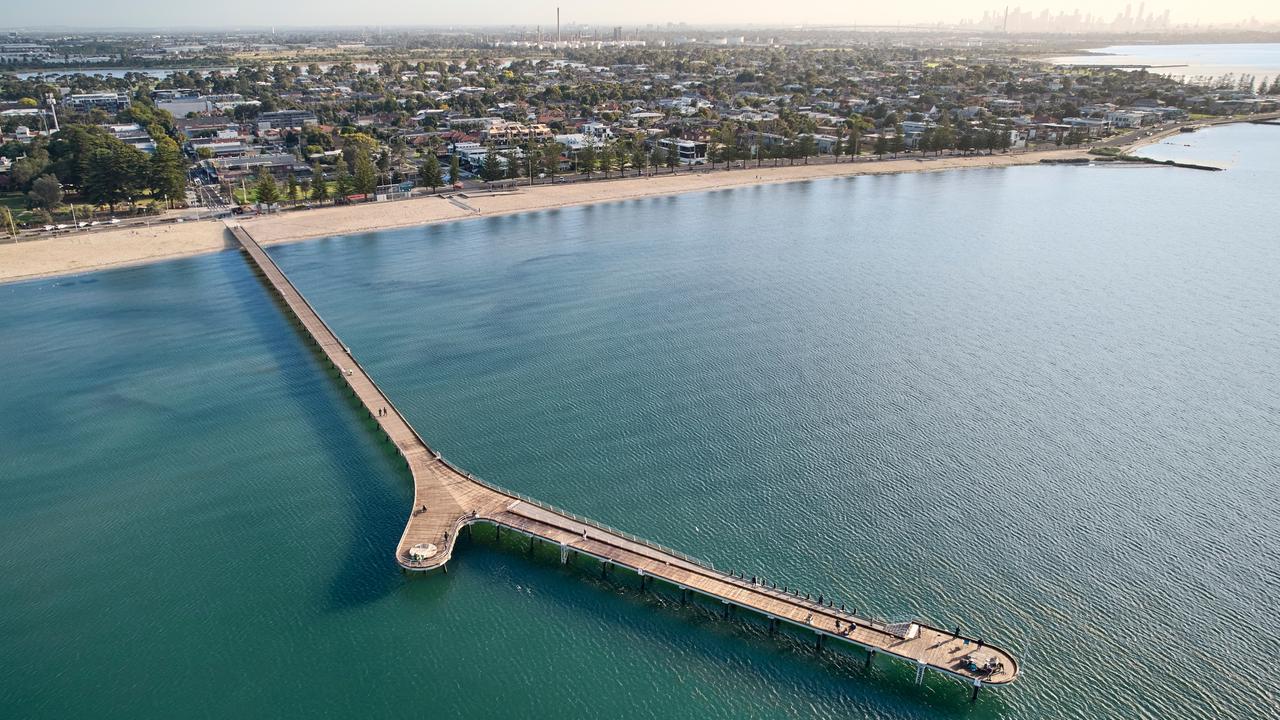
60, 183, 77, 229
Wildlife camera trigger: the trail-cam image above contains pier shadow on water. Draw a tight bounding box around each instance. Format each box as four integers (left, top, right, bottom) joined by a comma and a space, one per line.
415, 524, 1011, 718
220, 250, 407, 612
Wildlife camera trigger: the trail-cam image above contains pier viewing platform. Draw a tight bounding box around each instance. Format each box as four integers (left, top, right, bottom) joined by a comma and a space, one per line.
230, 223, 1019, 693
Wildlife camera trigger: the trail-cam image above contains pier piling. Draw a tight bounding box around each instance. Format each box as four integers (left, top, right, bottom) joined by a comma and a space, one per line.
229, 222, 1020, 698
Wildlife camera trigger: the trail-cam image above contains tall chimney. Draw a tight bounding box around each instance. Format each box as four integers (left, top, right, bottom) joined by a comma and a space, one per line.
557, 8, 561, 43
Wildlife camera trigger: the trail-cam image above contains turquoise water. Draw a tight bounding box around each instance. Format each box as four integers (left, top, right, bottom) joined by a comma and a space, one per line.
2, 124, 1278, 719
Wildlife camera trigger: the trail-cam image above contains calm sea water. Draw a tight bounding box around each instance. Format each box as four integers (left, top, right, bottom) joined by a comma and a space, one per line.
2, 124, 1278, 719
1052, 42, 1280, 81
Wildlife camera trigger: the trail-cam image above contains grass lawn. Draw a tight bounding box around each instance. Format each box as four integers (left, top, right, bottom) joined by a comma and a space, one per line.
234, 180, 337, 205
0, 191, 165, 227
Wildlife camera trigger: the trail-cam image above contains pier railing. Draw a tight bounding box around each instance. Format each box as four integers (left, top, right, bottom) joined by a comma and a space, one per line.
234, 225, 1017, 689
238, 227, 910, 640
443, 458, 716, 569
233, 227, 719, 572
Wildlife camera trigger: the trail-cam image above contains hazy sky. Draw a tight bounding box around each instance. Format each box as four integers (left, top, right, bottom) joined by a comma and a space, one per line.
8, 1, 1278, 29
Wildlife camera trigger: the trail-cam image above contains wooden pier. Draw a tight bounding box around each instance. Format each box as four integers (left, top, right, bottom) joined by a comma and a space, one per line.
230, 223, 1019, 693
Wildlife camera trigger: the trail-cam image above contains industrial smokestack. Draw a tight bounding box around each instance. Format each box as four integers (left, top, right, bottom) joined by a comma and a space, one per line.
557, 7, 561, 43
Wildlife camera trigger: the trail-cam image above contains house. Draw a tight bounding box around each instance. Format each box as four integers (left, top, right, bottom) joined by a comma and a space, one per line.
579, 121, 614, 141
811, 134, 840, 154
480, 120, 553, 144
1104, 110, 1149, 129
1061, 117, 1109, 136
657, 138, 708, 164
899, 120, 936, 147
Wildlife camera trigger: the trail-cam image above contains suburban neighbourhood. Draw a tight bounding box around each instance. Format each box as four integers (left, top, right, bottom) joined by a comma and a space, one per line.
2, 29, 1278, 233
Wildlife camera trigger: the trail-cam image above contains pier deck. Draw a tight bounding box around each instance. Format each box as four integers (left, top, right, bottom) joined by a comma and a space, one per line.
230, 223, 1019, 690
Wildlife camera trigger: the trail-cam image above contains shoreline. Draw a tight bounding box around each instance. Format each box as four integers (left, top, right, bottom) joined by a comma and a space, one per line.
1119, 111, 1280, 154
0, 148, 1089, 286
6, 111, 1271, 286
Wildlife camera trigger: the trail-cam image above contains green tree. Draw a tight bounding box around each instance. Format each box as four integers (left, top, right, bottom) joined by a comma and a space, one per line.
833, 129, 845, 162
577, 143, 596, 178
707, 143, 723, 170
83, 142, 148, 213
664, 144, 679, 173
918, 130, 935, 156
631, 144, 648, 176
28, 174, 63, 210
599, 144, 615, 178
334, 164, 354, 198
10, 155, 48, 190
342, 132, 378, 172
933, 126, 955, 155
0, 206, 16, 237
542, 143, 562, 179
449, 153, 461, 185
419, 154, 443, 191
148, 136, 187, 207
783, 140, 799, 165
796, 135, 817, 164
353, 150, 378, 194
286, 172, 300, 202
502, 149, 521, 180
848, 125, 863, 159
983, 130, 998, 155
874, 136, 889, 159
650, 146, 666, 172
523, 146, 541, 183
310, 162, 330, 203
254, 169, 280, 206
480, 146, 503, 182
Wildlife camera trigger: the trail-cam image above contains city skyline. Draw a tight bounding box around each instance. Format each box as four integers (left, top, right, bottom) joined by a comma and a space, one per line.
5, 1, 1280, 31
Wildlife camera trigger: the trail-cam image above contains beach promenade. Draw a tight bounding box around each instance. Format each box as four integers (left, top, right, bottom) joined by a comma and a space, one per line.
229, 221, 1019, 696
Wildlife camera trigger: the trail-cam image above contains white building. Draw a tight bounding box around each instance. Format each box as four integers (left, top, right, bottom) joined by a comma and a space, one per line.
0, 44, 51, 63
657, 138, 708, 165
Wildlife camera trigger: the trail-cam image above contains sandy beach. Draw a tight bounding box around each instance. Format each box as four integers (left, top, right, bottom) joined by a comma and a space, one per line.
0, 148, 1089, 284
